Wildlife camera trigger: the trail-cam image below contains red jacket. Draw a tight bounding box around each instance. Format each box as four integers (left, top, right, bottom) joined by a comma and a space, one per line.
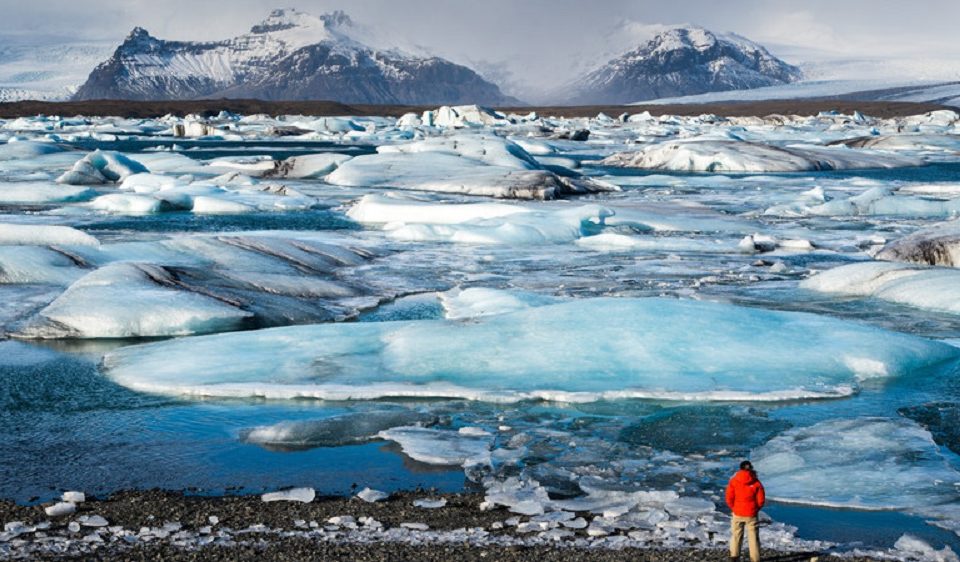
726, 469, 765, 517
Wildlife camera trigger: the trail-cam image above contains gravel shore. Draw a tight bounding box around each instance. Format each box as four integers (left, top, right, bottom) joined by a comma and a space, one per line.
0, 490, 888, 561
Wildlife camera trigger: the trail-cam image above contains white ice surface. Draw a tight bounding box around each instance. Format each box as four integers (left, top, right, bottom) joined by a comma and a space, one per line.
102, 298, 958, 402
602, 140, 924, 172
438, 287, 560, 320
0, 223, 98, 247
378, 426, 492, 467
801, 261, 960, 315
753, 418, 960, 509
24, 263, 252, 338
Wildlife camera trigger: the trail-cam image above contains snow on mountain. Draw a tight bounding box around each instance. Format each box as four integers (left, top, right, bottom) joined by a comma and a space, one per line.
0, 41, 113, 102
73, 9, 516, 105
563, 26, 802, 105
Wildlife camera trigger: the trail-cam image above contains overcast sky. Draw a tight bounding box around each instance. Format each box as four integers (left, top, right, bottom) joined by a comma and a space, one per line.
3, 0, 960, 96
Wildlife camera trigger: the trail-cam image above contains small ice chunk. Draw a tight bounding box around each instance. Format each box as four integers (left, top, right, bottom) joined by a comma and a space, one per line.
62, 491, 86, 503
413, 498, 447, 509
67, 521, 81, 533
44, 502, 76, 517
261, 487, 315, 503
79, 515, 109, 527
356, 487, 388, 503
208, 516, 219, 525
401, 522, 430, 531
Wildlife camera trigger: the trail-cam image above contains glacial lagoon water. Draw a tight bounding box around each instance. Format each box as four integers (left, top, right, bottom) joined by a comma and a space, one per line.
3, 110, 960, 555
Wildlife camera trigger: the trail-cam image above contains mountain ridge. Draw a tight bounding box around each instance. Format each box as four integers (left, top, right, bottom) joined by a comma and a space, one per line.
563, 26, 802, 105
74, 8, 517, 105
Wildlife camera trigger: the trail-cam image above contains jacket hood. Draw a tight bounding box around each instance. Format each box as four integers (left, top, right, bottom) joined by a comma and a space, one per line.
732, 469, 757, 485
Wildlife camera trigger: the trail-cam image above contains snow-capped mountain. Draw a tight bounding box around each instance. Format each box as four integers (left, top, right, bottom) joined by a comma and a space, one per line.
74, 9, 516, 105
564, 26, 802, 104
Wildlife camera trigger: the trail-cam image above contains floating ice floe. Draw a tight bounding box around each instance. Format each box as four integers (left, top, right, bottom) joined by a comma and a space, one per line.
438, 287, 560, 320
327, 135, 615, 199
0, 224, 98, 247
0, 139, 66, 161
240, 410, 436, 450
767, 186, 960, 218
601, 140, 924, 172
18, 262, 253, 338
877, 221, 960, 267
348, 194, 617, 245
378, 426, 493, 467
754, 418, 960, 510
101, 298, 958, 402
12, 230, 389, 337
262, 153, 353, 179
57, 150, 148, 185
0, 181, 97, 204
801, 261, 960, 315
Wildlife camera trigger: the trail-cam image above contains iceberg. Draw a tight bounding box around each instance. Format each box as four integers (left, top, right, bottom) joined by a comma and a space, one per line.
801, 261, 960, 315
327, 135, 615, 199
876, 222, 960, 267
101, 298, 958, 402
601, 140, 924, 172
262, 153, 352, 179
56, 150, 148, 185
348, 194, 618, 245
18, 263, 252, 338
753, 418, 960, 509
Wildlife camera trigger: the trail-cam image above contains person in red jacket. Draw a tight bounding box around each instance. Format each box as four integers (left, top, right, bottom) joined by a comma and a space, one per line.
726, 460, 765, 562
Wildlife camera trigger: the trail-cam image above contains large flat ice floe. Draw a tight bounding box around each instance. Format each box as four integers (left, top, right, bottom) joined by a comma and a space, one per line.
754, 418, 960, 510
101, 298, 958, 402
327, 135, 616, 199
801, 261, 960, 315
601, 140, 925, 172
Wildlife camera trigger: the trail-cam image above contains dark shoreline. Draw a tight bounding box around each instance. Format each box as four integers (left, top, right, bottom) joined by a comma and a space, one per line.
0, 98, 949, 119
0, 489, 888, 561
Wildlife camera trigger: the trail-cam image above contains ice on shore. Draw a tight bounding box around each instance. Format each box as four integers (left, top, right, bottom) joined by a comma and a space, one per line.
261, 487, 315, 503
601, 140, 924, 172
801, 261, 960, 315
101, 298, 957, 402
754, 418, 960, 510
356, 488, 388, 503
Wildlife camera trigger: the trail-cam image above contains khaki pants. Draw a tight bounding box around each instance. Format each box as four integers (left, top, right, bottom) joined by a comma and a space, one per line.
730, 515, 761, 562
